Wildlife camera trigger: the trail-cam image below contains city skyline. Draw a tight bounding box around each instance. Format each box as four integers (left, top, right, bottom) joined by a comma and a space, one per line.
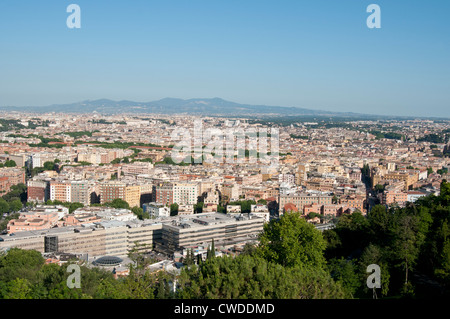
1, 1, 449, 117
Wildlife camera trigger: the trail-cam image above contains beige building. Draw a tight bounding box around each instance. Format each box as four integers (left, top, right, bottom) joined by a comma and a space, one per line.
100, 181, 141, 208
0, 220, 164, 258
156, 212, 264, 254
279, 193, 333, 214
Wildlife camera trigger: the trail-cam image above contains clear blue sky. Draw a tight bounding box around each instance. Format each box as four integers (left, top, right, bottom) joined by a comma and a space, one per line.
0, 0, 449, 117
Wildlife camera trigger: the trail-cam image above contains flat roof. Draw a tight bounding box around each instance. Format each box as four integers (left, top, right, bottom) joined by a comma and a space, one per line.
163, 212, 263, 231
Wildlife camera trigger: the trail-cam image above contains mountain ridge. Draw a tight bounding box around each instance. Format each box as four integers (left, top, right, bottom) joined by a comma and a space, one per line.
0, 98, 445, 119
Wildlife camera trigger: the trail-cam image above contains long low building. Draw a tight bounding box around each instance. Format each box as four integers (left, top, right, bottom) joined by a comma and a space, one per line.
156, 212, 265, 254
0, 212, 264, 258
0, 219, 163, 258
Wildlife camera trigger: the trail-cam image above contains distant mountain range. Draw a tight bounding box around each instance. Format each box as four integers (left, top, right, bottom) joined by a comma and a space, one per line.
0, 98, 444, 119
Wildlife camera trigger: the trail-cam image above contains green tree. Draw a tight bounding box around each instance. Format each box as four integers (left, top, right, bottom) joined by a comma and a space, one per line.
257, 199, 267, 205
4, 160, 16, 167
8, 199, 22, 212
0, 198, 10, 214
43, 161, 56, 171
170, 203, 179, 216
5, 278, 31, 299
0, 248, 45, 288
256, 212, 327, 268
390, 213, 421, 296
105, 198, 130, 209
68, 202, 84, 213
328, 257, 360, 298
368, 205, 390, 244
194, 202, 203, 214
177, 255, 346, 299
131, 206, 145, 219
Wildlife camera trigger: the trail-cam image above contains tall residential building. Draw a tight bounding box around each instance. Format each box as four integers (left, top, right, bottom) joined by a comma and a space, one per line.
152, 182, 174, 206
50, 181, 71, 202
27, 180, 49, 203
70, 181, 91, 206
125, 185, 141, 208
152, 182, 198, 206
100, 181, 141, 208
100, 182, 126, 205
173, 182, 198, 205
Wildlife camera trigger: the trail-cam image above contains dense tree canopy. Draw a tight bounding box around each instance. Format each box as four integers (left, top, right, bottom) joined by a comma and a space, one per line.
177, 255, 345, 299
323, 181, 450, 298
255, 212, 327, 268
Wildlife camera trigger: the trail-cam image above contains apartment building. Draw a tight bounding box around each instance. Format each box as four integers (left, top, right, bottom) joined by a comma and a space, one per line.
173, 182, 198, 205
100, 181, 141, 208
372, 171, 419, 191
152, 182, 174, 206
70, 180, 91, 206
383, 190, 408, 206
27, 180, 49, 203
339, 194, 366, 213
50, 181, 72, 202
279, 192, 333, 214
121, 162, 154, 175
152, 182, 198, 206
0, 167, 25, 193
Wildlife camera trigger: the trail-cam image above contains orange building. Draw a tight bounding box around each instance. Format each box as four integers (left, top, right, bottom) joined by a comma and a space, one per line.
383, 191, 408, 206
0, 168, 25, 194
7, 212, 59, 233
339, 194, 366, 213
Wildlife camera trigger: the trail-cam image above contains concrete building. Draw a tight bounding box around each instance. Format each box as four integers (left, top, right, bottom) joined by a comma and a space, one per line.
6, 205, 68, 234
70, 180, 91, 206
177, 204, 194, 215
156, 212, 264, 254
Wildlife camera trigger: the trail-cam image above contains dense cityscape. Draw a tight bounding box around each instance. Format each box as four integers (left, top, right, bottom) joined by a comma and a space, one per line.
0, 111, 449, 299
1, 1, 449, 311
